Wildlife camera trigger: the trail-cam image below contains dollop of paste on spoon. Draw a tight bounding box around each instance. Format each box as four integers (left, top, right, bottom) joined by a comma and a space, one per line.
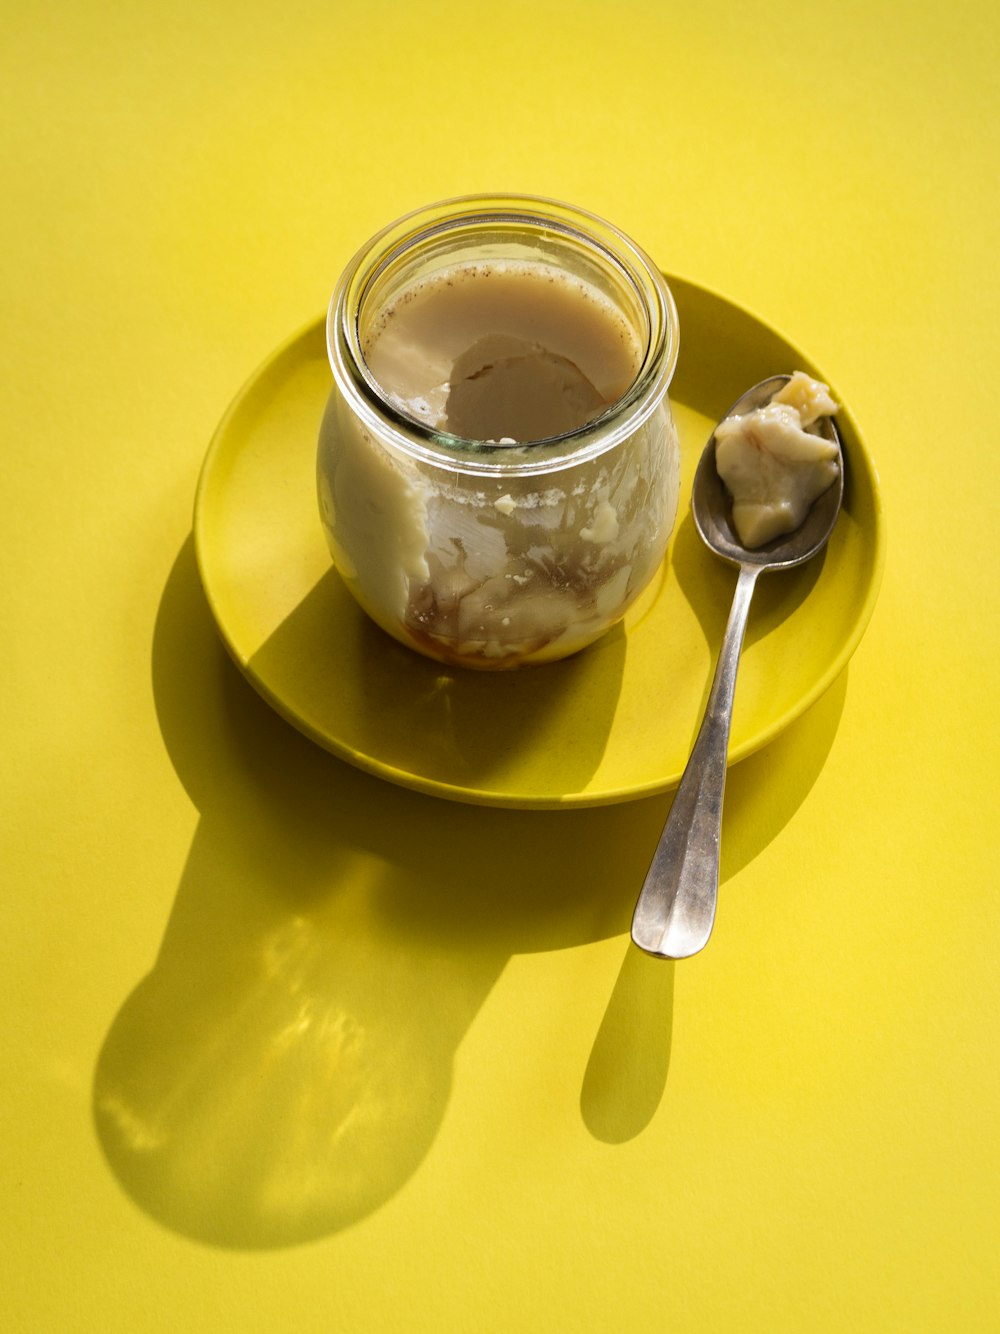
714, 371, 840, 548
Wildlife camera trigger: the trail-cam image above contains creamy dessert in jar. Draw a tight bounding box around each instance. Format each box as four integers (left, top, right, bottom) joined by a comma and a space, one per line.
318, 196, 681, 669
714, 371, 840, 548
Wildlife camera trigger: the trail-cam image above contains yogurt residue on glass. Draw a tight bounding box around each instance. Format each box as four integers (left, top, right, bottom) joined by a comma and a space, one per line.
319, 218, 680, 669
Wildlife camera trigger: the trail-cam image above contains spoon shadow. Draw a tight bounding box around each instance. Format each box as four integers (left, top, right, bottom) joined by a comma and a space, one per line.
581, 949, 676, 1143
582, 665, 847, 1142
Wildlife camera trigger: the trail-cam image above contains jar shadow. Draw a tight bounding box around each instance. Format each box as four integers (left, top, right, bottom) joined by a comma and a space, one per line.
246, 564, 628, 803
92, 538, 846, 1247
92, 539, 655, 1248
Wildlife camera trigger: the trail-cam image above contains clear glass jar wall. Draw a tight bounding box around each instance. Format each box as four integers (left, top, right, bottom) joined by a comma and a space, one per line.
317, 195, 681, 669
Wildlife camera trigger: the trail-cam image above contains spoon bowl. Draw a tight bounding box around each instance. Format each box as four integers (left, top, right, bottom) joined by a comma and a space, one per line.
631, 374, 845, 960
692, 375, 845, 570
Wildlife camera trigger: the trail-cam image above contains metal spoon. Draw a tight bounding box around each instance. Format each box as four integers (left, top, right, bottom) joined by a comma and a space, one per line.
630, 374, 845, 959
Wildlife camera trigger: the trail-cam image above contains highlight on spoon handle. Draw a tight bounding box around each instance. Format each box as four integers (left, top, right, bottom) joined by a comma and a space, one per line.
631, 563, 760, 959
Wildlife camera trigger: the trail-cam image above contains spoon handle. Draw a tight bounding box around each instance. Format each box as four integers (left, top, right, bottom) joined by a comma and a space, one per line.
631, 563, 760, 959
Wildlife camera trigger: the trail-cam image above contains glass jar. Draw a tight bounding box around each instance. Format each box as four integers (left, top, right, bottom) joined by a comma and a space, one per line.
317, 194, 680, 669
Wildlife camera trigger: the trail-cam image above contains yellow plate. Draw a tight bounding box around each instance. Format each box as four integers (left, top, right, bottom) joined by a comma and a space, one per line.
194, 275, 884, 808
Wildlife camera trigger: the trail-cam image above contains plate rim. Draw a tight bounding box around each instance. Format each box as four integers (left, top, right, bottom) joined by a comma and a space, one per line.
193, 272, 886, 809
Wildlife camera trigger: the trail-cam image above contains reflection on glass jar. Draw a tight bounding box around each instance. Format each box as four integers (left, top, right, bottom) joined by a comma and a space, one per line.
318, 194, 681, 670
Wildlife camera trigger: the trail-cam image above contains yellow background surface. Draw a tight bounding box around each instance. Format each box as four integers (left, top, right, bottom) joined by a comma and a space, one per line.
3, 1, 997, 1330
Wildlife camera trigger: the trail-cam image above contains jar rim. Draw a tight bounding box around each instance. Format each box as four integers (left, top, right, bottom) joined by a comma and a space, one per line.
326, 194, 679, 478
